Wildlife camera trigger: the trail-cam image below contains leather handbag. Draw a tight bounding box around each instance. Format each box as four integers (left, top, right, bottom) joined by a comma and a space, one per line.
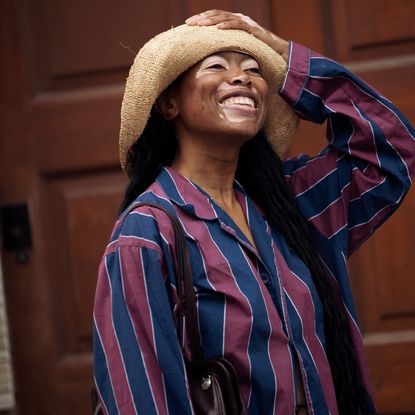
92, 202, 248, 414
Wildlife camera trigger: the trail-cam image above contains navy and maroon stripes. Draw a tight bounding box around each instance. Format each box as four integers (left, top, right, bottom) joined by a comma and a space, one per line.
93, 42, 414, 414
283, 43, 415, 257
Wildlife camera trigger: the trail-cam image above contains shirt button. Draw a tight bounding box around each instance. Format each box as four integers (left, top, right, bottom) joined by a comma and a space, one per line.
260, 273, 270, 283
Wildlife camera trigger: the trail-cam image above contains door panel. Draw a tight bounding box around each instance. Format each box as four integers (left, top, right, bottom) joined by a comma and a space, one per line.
330, 0, 415, 60
44, 170, 126, 354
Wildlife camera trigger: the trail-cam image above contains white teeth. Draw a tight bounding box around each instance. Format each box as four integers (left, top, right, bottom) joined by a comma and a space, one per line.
220, 96, 255, 108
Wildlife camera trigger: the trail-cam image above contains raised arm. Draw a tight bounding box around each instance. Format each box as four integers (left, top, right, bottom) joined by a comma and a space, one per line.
186, 11, 415, 256
280, 42, 415, 256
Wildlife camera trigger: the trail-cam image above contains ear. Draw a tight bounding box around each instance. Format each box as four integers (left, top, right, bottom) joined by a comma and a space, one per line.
155, 90, 179, 121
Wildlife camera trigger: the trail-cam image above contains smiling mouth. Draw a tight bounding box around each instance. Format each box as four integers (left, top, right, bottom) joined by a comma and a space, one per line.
219, 96, 257, 109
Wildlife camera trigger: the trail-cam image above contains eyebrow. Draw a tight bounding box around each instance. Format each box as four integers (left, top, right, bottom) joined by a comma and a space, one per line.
204, 54, 259, 64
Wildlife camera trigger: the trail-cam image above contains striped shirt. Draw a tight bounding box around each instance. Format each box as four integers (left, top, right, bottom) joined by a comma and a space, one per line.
93, 42, 415, 414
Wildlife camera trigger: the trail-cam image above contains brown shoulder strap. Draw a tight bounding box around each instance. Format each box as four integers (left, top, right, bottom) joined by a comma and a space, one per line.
126, 202, 202, 361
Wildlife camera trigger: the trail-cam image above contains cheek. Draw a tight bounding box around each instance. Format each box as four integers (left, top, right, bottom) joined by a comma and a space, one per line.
260, 81, 269, 101
184, 84, 216, 116
177, 93, 209, 126
259, 84, 270, 114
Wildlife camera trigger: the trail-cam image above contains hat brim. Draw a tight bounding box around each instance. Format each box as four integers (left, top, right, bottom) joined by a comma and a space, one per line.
120, 24, 298, 176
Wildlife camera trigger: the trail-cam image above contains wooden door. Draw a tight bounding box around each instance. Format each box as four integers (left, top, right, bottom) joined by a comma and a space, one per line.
0, 0, 414, 414
0, 0, 187, 413
276, 1, 415, 413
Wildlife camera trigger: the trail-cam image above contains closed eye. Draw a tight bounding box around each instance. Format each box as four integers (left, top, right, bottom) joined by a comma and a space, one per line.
207, 63, 225, 70
246, 67, 262, 76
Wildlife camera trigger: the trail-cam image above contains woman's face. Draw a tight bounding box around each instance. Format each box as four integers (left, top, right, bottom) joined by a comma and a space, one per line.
161, 51, 269, 143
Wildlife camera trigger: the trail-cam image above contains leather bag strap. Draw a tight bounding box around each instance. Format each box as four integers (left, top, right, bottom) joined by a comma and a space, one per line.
123, 201, 202, 361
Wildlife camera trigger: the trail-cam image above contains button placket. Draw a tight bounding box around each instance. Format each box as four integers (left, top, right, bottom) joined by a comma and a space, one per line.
256, 260, 274, 288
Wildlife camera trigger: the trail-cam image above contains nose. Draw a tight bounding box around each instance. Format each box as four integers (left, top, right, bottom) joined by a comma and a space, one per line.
228, 68, 251, 86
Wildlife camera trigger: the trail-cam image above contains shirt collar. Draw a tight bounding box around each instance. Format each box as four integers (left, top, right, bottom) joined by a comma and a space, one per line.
156, 166, 265, 221
156, 166, 218, 220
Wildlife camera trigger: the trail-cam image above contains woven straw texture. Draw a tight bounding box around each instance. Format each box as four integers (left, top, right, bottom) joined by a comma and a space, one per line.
120, 24, 298, 175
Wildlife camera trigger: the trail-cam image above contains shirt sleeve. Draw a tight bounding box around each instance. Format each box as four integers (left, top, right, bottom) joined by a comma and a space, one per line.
280, 42, 415, 257
93, 213, 194, 415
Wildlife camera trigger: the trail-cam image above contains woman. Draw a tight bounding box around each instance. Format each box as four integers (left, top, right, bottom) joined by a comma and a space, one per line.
93, 10, 415, 415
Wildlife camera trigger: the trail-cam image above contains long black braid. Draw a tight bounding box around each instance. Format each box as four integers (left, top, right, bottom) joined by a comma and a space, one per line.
120, 110, 376, 414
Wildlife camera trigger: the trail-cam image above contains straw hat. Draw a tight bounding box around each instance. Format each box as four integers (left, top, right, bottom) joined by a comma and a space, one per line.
120, 24, 298, 176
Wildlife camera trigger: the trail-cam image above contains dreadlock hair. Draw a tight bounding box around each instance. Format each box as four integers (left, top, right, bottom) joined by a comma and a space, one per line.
120, 110, 177, 213
120, 109, 376, 414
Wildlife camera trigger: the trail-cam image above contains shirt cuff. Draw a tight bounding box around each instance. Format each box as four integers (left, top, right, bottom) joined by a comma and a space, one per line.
279, 42, 311, 107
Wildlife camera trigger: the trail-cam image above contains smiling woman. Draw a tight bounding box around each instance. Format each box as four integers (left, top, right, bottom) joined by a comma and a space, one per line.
93, 10, 415, 415
157, 52, 268, 152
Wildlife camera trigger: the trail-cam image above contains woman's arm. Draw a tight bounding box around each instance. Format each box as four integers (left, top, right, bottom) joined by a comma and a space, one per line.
186, 11, 415, 256
280, 43, 415, 256
93, 211, 193, 415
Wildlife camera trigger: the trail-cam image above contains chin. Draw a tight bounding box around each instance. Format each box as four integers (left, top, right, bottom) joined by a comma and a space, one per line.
212, 129, 257, 149
221, 121, 261, 140
218, 111, 265, 138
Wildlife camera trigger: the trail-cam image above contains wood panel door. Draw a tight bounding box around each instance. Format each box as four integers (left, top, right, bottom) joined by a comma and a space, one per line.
0, 0, 186, 413
0, 0, 414, 414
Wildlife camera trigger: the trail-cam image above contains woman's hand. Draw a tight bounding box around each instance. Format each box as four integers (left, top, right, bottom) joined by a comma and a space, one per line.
186, 10, 289, 62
